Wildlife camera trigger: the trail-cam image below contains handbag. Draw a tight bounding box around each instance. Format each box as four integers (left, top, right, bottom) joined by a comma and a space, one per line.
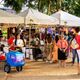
75, 43, 79, 49
71, 39, 79, 49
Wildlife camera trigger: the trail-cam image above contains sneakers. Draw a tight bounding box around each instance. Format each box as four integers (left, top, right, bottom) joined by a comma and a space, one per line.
49, 61, 54, 64
45, 60, 53, 63
45, 60, 49, 63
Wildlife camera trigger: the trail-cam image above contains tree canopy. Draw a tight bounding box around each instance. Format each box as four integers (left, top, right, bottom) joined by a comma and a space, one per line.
4, 0, 80, 16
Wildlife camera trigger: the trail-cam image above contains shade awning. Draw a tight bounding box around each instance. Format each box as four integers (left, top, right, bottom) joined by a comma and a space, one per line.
51, 10, 80, 26
19, 8, 58, 25
0, 9, 24, 24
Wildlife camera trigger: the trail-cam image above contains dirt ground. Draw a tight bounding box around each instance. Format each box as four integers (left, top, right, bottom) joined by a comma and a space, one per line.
0, 60, 80, 80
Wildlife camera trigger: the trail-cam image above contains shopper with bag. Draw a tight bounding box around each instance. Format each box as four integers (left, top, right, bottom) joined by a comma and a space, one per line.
71, 37, 79, 65
14, 34, 24, 52
74, 28, 80, 75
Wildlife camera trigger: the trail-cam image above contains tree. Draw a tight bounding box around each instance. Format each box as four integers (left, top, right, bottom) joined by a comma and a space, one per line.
61, 0, 80, 17
73, 0, 80, 17
4, 0, 26, 13
4, 0, 80, 17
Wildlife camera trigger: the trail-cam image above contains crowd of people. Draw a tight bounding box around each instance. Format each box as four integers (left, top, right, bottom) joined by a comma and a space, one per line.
0, 27, 80, 74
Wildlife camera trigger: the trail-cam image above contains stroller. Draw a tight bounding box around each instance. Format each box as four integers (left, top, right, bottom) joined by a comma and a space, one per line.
33, 48, 44, 61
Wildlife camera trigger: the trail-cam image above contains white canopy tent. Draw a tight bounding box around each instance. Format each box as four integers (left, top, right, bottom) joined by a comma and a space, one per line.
51, 10, 80, 26
0, 9, 24, 24
19, 8, 58, 25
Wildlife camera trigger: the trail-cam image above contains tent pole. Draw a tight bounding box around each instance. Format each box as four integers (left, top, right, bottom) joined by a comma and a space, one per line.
29, 23, 32, 60
29, 24, 31, 49
29, 19, 34, 60
59, 11, 61, 26
8, 23, 10, 38
44, 25, 48, 57
29, 19, 33, 49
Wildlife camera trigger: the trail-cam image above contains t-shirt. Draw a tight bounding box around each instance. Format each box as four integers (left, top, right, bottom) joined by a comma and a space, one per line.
40, 40, 44, 46
14, 39, 24, 47
75, 35, 80, 50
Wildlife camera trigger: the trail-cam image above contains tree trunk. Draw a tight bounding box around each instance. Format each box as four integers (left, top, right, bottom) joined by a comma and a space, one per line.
38, 0, 41, 11
55, 0, 62, 11
47, 0, 51, 15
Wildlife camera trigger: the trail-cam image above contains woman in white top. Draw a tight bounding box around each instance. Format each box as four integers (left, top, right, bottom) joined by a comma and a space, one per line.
14, 34, 24, 52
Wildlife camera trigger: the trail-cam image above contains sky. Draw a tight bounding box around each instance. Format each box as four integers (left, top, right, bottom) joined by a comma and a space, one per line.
0, 0, 4, 8
0, 0, 16, 13
0, 0, 12, 9
0, 0, 28, 12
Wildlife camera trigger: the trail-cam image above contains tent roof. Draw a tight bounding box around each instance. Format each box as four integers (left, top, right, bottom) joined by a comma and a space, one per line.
51, 10, 80, 26
19, 8, 58, 25
0, 9, 24, 24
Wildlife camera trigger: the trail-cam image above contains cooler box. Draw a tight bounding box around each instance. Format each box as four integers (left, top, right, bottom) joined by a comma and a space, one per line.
6, 51, 25, 67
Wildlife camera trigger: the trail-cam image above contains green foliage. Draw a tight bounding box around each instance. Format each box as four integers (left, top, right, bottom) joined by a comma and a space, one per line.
4, 0, 27, 13
74, 0, 80, 17
4, 0, 80, 16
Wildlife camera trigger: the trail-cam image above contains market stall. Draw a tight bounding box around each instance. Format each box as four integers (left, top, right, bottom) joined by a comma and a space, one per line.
19, 8, 59, 59
0, 9, 24, 38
